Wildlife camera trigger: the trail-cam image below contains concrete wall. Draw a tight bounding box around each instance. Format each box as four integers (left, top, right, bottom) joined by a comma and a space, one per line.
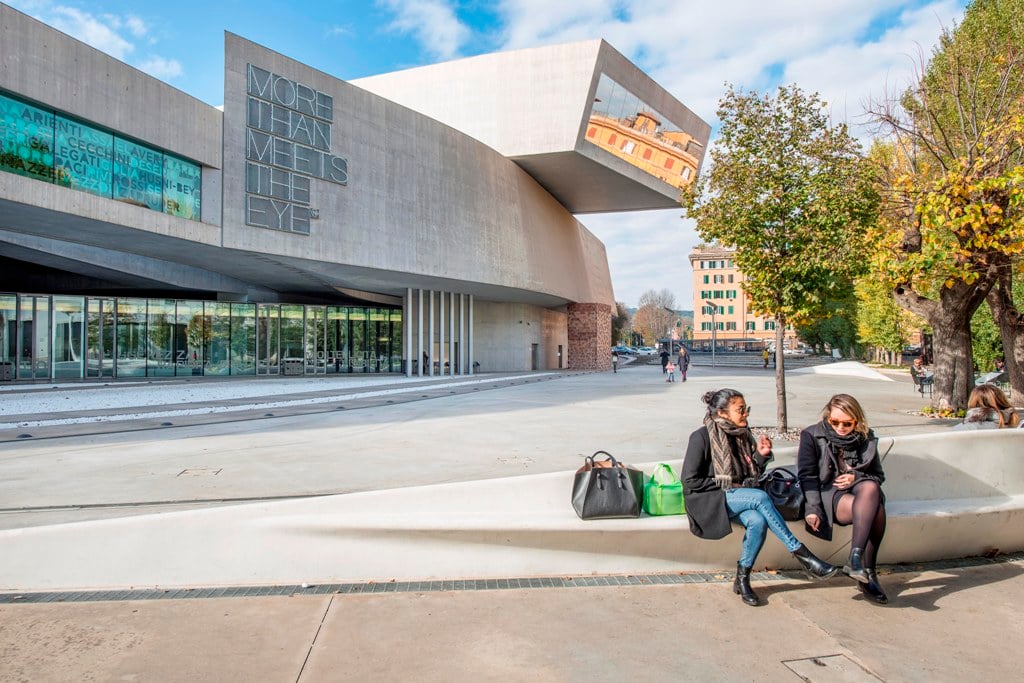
472, 301, 568, 371
221, 35, 613, 308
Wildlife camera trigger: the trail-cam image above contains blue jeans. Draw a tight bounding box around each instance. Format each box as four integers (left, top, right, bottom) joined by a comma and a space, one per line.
725, 487, 802, 568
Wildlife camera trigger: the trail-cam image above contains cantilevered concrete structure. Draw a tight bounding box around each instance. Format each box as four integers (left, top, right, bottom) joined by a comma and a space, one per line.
0, 3, 709, 381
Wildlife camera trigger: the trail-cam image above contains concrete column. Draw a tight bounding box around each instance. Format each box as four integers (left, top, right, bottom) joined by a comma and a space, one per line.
449, 291, 456, 376
468, 294, 474, 376
405, 288, 412, 377
439, 290, 445, 378
417, 289, 424, 377
458, 294, 465, 376
428, 290, 435, 377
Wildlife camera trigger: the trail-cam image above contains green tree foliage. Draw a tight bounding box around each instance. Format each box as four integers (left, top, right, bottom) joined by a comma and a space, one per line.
682, 84, 878, 428
854, 275, 922, 363
610, 302, 631, 345
795, 284, 860, 357
866, 0, 1024, 408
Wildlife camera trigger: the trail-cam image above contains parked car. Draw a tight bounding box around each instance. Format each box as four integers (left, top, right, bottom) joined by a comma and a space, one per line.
637, 346, 656, 356
612, 345, 635, 355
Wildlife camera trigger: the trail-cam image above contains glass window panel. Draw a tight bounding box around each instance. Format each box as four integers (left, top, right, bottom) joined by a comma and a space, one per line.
0, 92, 55, 182
230, 303, 256, 375
113, 137, 163, 211
257, 304, 280, 375
163, 154, 201, 220
53, 116, 113, 197
205, 302, 231, 375
176, 300, 206, 376
52, 296, 85, 379
326, 307, 348, 374
87, 298, 115, 378
280, 304, 304, 373
115, 298, 147, 377
0, 294, 15, 372
349, 308, 368, 373
146, 299, 175, 376
390, 309, 403, 372
304, 306, 326, 374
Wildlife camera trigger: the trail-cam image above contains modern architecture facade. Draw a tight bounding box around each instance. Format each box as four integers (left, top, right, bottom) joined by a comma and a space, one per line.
689, 245, 796, 351
0, 3, 709, 382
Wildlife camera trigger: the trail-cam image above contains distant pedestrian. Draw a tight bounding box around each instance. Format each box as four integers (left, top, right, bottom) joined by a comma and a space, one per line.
762, 348, 770, 368
660, 349, 670, 374
612, 350, 619, 373
678, 347, 690, 382
666, 361, 676, 382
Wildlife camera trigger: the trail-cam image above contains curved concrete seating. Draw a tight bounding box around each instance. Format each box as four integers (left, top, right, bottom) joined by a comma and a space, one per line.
0, 430, 1021, 591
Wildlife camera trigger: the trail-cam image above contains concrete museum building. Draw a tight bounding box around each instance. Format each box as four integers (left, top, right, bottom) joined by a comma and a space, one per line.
0, 3, 709, 382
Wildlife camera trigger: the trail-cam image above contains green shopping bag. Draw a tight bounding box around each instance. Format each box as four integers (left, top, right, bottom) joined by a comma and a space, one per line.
643, 463, 686, 516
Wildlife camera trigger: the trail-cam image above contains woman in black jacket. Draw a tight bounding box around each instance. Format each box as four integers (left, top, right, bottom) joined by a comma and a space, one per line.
682, 388, 838, 606
797, 394, 888, 604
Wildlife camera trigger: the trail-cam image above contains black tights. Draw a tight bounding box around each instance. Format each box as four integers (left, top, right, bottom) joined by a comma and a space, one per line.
835, 480, 886, 567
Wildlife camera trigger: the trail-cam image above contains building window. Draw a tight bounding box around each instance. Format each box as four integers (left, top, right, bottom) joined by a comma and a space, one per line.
607, 134, 617, 146
0, 90, 201, 221
642, 148, 652, 160
765, 321, 776, 330
726, 322, 737, 331
664, 158, 674, 169
621, 140, 636, 154
746, 321, 755, 331
717, 322, 724, 330
703, 275, 709, 284
587, 127, 596, 138
713, 274, 724, 284
728, 274, 734, 283
727, 306, 734, 314
681, 167, 692, 180
701, 322, 712, 331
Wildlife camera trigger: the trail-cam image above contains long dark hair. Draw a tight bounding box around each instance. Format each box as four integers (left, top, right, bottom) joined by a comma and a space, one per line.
702, 388, 743, 416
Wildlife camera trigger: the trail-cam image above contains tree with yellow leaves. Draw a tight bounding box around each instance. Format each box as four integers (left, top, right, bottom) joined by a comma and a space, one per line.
866, 0, 1024, 409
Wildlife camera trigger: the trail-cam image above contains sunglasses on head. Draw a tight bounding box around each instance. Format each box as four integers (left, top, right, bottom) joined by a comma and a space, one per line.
828, 419, 855, 429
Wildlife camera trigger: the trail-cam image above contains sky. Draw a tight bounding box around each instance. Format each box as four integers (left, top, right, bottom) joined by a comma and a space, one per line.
6, 0, 970, 311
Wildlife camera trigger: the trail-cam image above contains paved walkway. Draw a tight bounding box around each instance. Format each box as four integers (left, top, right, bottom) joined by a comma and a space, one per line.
3, 361, 1002, 681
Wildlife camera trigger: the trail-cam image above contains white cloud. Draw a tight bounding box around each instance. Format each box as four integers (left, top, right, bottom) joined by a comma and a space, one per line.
326, 24, 354, 37
124, 15, 148, 38
378, 0, 471, 60
137, 56, 183, 80
491, 0, 968, 309
48, 5, 134, 60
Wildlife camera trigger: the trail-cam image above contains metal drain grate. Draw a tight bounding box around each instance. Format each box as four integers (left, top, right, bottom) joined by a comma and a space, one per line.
2, 551, 1020, 606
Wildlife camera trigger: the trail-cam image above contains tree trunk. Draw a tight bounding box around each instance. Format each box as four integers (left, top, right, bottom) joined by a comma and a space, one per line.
775, 321, 787, 431
929, 312, 974, 411
986, 267, 1024, 407
894, 278, 993, 411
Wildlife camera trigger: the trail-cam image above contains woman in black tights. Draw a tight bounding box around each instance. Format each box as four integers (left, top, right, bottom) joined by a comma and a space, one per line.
798, 394, 889, 604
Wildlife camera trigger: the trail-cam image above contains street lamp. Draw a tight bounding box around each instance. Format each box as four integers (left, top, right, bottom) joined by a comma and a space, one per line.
704, 300, 717, 368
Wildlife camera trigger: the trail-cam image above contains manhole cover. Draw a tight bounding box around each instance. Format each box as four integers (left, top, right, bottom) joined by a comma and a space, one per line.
782, 654, 881, 682
178, 467, 223, 477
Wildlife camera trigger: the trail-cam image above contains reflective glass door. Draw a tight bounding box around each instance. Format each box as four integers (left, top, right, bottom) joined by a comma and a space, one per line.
87, 298, 115, 378
17, 295, 51, 379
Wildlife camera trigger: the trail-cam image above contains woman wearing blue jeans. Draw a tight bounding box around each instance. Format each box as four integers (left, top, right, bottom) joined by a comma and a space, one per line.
682, 388, 839, 606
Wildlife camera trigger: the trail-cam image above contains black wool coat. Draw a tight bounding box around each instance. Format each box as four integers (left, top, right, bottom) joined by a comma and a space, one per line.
796, 421, 885, 541
681, 426, 772, 540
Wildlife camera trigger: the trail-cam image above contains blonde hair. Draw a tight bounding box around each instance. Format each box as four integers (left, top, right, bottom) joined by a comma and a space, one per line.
820, 394, 870, 437
968, 385, 1020, 428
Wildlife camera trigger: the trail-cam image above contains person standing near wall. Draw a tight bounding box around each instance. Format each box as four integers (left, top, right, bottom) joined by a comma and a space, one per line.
678, 347, 690, 382
612, 350, 619, 373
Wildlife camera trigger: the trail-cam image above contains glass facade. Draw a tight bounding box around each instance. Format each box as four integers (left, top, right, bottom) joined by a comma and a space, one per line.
0, 90, 201, 220
0, 293, 404, 381
585, 74, 701, 191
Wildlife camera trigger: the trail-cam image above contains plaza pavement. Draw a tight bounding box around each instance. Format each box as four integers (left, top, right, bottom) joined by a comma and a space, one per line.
4, 360, 1021, 681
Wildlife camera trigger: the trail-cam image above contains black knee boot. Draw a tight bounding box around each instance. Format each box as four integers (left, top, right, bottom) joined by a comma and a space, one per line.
733, 563, 759, 606
860, 568, 889, 604
792, 544, 839, 580
844, 547, 868, 583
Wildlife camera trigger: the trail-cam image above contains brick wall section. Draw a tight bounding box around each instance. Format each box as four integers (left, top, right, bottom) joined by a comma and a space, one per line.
567, 303, 612, 370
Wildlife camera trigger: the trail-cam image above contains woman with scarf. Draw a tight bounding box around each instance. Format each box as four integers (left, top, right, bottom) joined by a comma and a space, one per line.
682, 388, 839, 607
798, 394, 888, 604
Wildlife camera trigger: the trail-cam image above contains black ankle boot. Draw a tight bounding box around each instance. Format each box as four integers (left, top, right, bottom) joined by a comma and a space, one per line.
733, 563, 759, 606
844, 547, 868, 583
860, 569, 889, 604
792, 544, 839, 580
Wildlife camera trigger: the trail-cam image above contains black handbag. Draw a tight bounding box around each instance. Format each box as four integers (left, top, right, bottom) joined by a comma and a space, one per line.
571, 451, 644, 520
758, 466, 805, 521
